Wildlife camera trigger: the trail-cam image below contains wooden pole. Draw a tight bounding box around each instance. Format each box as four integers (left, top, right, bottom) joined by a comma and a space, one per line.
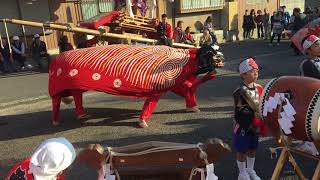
313, 141, 320, 153
287, 151, 307, 180
0, 30, 3, 49
22, 25, 28, 49
42, 26, 48, 46
271, 148, 287, 180
312, 161, 320, 180
3, 20, 12, 53
271, 102, 307, 180
1, 18, 195, 49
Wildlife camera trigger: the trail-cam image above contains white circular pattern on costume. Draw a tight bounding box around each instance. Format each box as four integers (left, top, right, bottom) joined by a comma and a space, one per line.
69, 69, 78, 77
113, 79, 122, 88
157, 59, 181, 80
49, 70, 55, 76
92, 73, 101, 80
57, 68, 62, 76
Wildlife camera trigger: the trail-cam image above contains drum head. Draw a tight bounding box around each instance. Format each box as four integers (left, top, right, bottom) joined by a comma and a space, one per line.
259, 76, 320, 141
306, 90, 320, 141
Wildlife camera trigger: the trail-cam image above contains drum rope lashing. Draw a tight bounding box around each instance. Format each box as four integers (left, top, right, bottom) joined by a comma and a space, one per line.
104, 143, 211, 179
105, 143, 201, 157
188, 167, 206, 180
197, 142, 209, 165
105, 147, 121, 180
269, 147, 283, 159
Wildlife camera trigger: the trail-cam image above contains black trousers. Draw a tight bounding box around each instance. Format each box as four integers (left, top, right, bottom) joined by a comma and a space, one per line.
270, 33, 281, 43
243, 27, 250, 39
159, 36, 173, 47
257, 24, 264, 38
13, 55, 26, 68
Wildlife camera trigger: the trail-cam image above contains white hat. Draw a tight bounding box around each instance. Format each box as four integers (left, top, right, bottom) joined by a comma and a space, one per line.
239, 58, 259, 74
34, 34, 40, 38
12, 36, 19, 41
29, 137, 76, 180
302, 35, 320, 52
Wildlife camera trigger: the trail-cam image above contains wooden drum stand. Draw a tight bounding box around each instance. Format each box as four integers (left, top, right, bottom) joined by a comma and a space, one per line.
270, 104, 320, 180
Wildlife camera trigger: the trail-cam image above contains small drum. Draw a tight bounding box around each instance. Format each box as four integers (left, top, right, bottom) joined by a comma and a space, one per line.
259, 76, 320, 141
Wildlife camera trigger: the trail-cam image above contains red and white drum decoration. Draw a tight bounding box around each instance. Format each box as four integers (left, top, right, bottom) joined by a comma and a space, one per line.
259, 76, 320, 141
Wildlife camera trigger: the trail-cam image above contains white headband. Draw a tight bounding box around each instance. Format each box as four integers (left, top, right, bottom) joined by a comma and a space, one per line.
303, 35, 320, 51
239, 58, 259, 74
12, 36, 19, 40
29, 138, 76, 180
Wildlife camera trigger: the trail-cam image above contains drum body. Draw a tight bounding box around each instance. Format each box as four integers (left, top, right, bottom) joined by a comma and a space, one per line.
259, 76, 320, 141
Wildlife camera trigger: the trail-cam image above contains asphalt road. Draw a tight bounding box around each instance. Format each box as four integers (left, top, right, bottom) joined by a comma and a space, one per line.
0, 40, 318, 179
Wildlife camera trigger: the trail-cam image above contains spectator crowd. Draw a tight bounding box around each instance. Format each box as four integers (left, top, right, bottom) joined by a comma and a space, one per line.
156, 13, 218, 47
1, 5, 320, 74
242, 6, 320, 48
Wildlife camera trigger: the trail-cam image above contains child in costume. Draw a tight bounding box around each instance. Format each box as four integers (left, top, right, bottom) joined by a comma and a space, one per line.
296, 34, 320, 155
300, 34, 320, 79
233, 57, 267, 180
5, 137, 76, 180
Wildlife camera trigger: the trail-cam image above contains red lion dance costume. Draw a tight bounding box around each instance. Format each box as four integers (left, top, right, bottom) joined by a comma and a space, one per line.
49, 45, 217, 127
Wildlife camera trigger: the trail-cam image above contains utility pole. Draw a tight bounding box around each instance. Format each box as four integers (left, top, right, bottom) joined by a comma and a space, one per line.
169, 0, 175, 27
277, 0, 280, 9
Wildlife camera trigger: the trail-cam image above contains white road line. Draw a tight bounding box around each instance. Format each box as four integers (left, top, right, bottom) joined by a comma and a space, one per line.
226, 49, 291, 62
0, 92, 101, 109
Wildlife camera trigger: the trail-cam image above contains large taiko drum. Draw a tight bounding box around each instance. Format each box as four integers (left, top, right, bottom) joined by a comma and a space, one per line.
259, 76, 320, 141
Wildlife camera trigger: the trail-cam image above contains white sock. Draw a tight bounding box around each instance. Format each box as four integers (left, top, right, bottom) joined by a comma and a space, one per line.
246, 157, 255, 170
237, 160, 246, 174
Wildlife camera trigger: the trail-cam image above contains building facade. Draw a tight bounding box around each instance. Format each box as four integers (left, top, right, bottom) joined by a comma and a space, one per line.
3, 0, 308, 51
280, 0, 305, 14
305, 0, 320, 9
237, 0, 279, 35
160, 0, 225, 32
0, 0, 85, 52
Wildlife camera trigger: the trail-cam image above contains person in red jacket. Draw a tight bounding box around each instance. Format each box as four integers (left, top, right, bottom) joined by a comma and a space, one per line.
173, 20, 186, 43
5, 137, 76, 180
185, 26, 196, 45
156, 14, 173, 46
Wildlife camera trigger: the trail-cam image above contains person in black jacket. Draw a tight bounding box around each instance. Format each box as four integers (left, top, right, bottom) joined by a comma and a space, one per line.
291, 8, 307, 34
300, 35, 320, 79
255, 10, 264, 39
243, 10, 251, 39
31, 34, 49, 69
0, 38, 15, 73
249, 9, 256, 39
290, 8, 308, 55
11, 36, 26, 71
156, 14, 173, 47
296, 34, 320, 156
